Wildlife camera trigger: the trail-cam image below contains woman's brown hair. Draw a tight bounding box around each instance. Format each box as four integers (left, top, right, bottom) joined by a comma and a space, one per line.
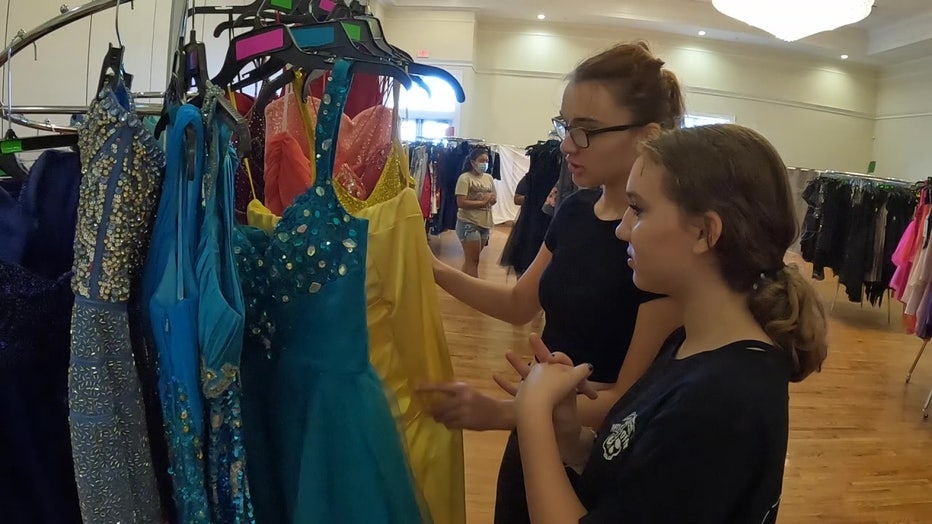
640, 124, 828, 382
569, 41, 686, 129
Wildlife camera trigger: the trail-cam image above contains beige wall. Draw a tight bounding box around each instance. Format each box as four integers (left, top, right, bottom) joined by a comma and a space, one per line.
376, 10, 879, 172
475, 20, 877, 171
873, 58, 932, 181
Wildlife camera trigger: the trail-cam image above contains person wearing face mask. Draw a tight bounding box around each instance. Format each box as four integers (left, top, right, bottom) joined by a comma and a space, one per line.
421, 42, 685, 523
455, 148, 497, 278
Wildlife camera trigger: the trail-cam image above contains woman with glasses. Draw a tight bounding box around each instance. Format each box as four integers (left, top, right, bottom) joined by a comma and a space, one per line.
422, 41, 685, 523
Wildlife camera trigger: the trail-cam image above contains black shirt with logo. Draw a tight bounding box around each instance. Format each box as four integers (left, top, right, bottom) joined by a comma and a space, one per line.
573, 328, 792, 523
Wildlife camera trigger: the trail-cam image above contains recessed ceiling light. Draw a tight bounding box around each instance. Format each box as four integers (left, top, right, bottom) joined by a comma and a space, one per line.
537, 13, 546, 20
698, 30, 707, 36
840, 54, 849, 59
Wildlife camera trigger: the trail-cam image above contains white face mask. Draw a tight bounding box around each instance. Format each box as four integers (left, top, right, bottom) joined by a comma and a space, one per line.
476, 162, 489, 173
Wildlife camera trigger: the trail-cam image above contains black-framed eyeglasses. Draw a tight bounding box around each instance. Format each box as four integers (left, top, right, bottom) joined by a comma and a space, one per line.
552, 117, 645, 149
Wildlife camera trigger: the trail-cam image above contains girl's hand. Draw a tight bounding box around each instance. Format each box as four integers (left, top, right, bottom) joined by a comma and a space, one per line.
416, 382, 513, 431
494, 335, 598, 405
496, 336, 598, 461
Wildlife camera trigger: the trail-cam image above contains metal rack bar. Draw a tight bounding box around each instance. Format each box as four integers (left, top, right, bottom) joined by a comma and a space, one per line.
0, 0, 136, 70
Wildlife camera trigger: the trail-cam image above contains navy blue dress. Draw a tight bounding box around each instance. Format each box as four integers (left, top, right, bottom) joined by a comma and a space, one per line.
0, 150, 83, 524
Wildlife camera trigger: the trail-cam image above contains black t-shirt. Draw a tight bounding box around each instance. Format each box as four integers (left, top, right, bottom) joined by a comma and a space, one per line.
538, 189, 658, 383
574, 328, 791, 523
515, 174, 529, 197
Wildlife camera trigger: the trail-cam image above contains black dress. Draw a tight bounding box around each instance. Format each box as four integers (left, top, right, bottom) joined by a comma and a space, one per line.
499, 140, 561, 275
495, 189, 660, 523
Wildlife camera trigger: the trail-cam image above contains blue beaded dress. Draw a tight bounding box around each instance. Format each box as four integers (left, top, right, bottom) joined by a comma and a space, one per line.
196, 86, 255, 523
142, 103, 211, 522
235, 59, 423, 523
68, 82, 164, 523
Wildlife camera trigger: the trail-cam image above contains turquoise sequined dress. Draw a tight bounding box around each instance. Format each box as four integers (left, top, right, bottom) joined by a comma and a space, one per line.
197, 87, 255, 523
235, 60, 423, 523
143, 87, 256, 523
142, 103, 211, 522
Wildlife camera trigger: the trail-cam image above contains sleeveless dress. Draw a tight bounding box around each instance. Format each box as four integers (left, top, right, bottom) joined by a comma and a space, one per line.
305, 73, 467, 524
353, 187, 467, 524
69, 82, 164, 523
197, 87, 255, 523
234, 59, 423, 523
142, 103, 211, 522
263, 72, 367, 217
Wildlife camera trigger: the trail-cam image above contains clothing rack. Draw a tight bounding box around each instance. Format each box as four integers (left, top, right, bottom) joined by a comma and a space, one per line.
821, 168, 911, 314
0, 0, 136, 71
900, 178, 932, 419
0, 0, 161, 134
815, 169, 914, 187
800, 170, 917, 315
0, 103, 163, 134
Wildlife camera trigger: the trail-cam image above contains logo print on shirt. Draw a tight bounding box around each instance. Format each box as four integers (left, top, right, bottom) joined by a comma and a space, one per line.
602, 412, 637, 461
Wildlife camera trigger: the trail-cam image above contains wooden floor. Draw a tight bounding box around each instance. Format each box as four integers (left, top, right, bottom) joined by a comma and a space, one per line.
429, 225, 932, 524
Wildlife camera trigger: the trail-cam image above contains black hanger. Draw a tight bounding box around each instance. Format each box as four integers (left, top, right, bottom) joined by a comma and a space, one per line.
202, 0, 311, 38
97, 44, 134, 94
252, 68, 297, 116
155, 32, 252, 159
188, 0, 298, 17
353, 15, 465, 102
223, 20, 435, 98
211, 23, 413, 91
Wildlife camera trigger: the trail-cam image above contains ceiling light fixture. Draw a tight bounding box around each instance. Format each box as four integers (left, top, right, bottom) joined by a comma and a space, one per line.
712, 0, 874, 42
537, 13, 546, 20
698, 30, 707, 36
840, 54, 849, 59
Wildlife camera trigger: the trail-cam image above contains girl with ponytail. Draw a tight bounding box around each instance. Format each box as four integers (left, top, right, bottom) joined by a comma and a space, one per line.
508, 124, 828, 522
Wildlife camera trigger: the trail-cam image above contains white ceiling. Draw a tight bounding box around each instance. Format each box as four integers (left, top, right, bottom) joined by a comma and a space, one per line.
379, 0, 932, 65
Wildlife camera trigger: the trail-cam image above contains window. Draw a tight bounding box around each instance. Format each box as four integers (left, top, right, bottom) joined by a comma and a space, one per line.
683, 113, 735, 128
388, 72, 462, 141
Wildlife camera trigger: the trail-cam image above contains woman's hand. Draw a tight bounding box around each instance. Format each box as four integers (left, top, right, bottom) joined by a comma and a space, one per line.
417, 382, 514, 431
496, 335, 598, 458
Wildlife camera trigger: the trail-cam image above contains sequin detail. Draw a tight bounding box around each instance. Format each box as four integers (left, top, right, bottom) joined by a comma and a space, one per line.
144, 102, 211, 523
199, 85, 256, 523
334, 140, 413, 215
69, 82, 164, 523
232, 59, 423, 524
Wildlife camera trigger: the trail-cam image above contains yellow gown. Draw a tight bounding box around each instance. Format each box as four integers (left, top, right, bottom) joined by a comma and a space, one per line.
250, 82, 467, 524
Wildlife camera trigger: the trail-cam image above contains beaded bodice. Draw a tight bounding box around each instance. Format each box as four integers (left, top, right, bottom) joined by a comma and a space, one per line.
236, 60, 368, 359
68, 81, 164, 524
72, 84, 164, 302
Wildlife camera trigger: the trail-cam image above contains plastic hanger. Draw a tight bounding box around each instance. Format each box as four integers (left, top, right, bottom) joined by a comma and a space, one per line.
188, 0, 297, 18
223, 20, 436, 98
0, 130, 29, 180
155, 12, 251, 158
211, 23, 413, 91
